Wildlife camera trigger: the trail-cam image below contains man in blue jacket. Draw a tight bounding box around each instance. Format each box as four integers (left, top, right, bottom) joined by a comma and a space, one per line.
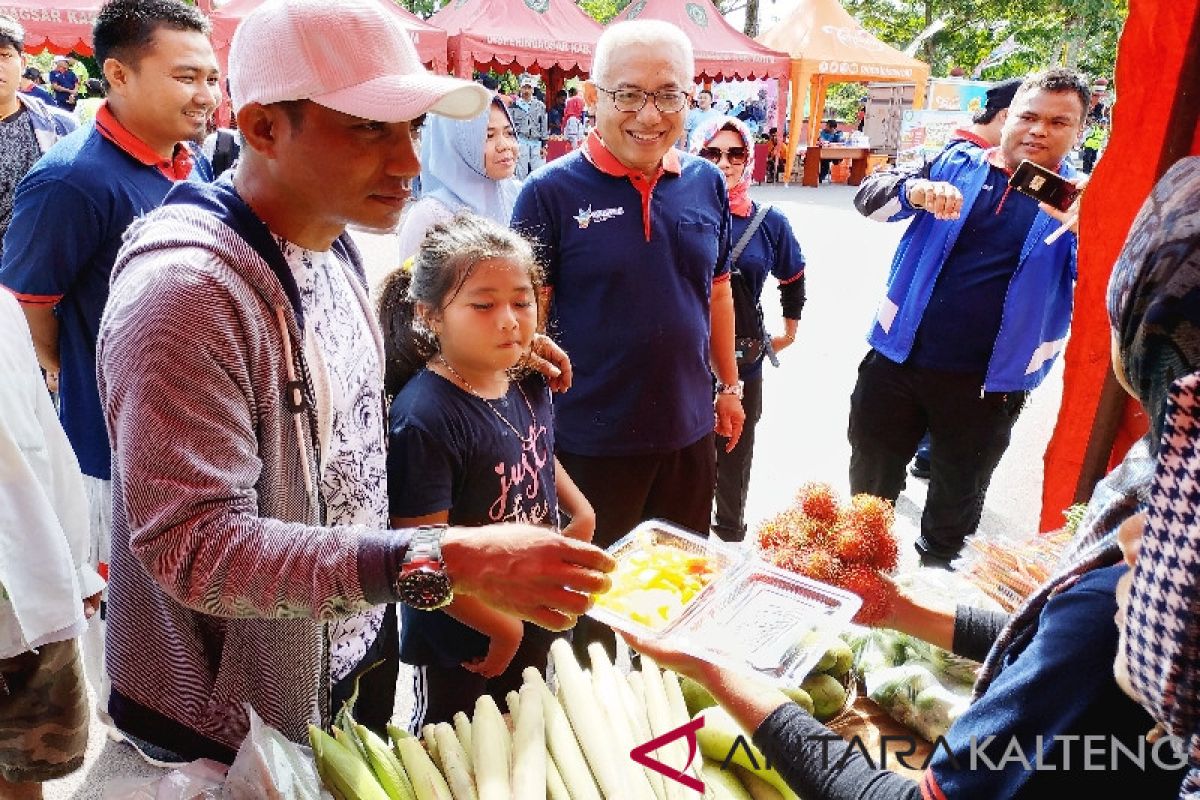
850, 69, 1088, 568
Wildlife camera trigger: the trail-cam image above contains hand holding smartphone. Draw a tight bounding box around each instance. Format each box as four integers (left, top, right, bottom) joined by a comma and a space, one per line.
1008, 159, 1082, 212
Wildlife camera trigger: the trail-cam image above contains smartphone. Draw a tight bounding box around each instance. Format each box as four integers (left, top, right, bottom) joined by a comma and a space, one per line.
1008, 159, 1081, 212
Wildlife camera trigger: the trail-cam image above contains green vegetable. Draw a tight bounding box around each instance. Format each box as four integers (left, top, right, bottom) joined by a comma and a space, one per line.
680, 675, 718, 716
780, 686, 815, 716
800, 673, 846, 721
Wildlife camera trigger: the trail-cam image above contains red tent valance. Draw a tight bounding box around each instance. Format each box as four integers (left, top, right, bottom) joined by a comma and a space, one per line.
2, 0, 100, 55
429, 0, 601, 77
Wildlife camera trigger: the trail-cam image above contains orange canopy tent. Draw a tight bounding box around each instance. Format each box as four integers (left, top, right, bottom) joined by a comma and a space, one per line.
757, 0, 929, 182
1038, 0, 1200, 530
611, 0, 789, 82
210, 0, 448, 71
429, 0, 601, 83
2, 0, 100, 54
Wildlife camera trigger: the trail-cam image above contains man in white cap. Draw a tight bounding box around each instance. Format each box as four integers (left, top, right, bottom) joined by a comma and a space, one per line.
510, 73, 548, 177
97, 0, 614, 762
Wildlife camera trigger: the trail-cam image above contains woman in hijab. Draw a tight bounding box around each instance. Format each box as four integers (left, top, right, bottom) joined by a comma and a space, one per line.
396, 96, 520, 263
1108, 156, 1200, 799
689, 116, 806, 542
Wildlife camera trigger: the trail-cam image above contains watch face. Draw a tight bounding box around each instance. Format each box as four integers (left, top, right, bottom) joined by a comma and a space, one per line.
398, 568, 453, 610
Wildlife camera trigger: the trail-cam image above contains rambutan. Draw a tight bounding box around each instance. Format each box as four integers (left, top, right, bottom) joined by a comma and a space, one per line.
844, 494, 895, 537
771, 547, 844, 585
795, 482, 840, 529
755, 515, 793, 553
840, 495, 899, 572
836, 564, 894, 625
831, 525, 873, 565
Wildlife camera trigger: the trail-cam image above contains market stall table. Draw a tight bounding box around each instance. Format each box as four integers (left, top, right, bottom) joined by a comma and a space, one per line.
802, 145, 870, 187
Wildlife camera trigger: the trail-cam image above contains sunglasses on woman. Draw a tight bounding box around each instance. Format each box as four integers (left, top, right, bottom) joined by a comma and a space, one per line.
698, 146, 749, 165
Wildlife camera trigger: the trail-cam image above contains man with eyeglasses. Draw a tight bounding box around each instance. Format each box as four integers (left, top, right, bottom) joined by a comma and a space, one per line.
512, 19, 743, 654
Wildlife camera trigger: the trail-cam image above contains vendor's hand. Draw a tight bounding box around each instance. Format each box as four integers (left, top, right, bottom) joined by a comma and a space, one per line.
906, 179, 963, 220
83, 591, 102, 620
771, 333, 795, 353
560, 508, 596, 543
872, 573, 913, 629
463, 615, 524, 678
620, 631, 716, 685
442, 524, 614, 631
715, 393, 745, 452
529, 333, 572, 393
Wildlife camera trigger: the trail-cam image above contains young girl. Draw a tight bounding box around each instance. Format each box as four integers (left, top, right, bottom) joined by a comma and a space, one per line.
378, 213, 595, 729
396, 96, 520, 263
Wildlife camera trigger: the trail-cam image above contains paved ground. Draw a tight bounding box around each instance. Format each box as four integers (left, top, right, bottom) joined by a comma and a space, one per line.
45, 182, 1063, 797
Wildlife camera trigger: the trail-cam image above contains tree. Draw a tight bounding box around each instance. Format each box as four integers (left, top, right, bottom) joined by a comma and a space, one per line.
841, 0, 1126, 80
577, 0, 632, 24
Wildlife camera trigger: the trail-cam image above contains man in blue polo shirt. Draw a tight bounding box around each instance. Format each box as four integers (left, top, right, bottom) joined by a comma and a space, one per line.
850, 69, 1088, 568
49, 56, 79, 112
0, 0, 217, 715
512, 19, 743, 652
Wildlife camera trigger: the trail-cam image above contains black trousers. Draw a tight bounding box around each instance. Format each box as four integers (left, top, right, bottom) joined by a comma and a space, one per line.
713, 375, 764, 541
332, 603, 400, 737
558, 434, 716, 655
406, 626, 558, 730
847, 351, 1025, 561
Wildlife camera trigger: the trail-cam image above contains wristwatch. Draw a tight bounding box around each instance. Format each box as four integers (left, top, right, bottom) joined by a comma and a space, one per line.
715, 380, 745, 400
394, 526, 454, 610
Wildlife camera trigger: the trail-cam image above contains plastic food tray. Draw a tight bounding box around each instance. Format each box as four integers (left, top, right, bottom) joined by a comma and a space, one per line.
588, 520, 862, 686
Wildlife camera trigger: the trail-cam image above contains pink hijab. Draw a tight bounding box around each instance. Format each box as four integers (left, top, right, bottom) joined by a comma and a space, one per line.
689, 114, 755, 217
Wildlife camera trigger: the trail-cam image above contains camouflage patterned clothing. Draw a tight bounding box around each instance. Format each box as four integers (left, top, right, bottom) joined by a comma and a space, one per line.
0, 638, 88, 782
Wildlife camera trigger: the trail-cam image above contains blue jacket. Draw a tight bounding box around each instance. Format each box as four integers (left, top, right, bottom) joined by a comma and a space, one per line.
854, 146, 1078, 392
19, 91, 78, 154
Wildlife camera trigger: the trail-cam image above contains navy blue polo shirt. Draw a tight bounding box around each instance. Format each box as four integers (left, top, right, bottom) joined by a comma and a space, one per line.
907, 161, 1039, 374
50, 68, 77, 108
512, 132, 732, 457
0, 107, 209, 479
21, 85, 56, 105
731, 204, 805, 381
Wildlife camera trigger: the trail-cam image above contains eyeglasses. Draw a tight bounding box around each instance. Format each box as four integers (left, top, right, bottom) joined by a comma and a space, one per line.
594, 86, 689, 114
698, 146, 749, 165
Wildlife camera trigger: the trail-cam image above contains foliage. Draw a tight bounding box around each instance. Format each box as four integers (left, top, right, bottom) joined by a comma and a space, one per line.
840, 0, 1127, 81
397, 0, 445, 19
577, 0, 632, 24
824, 82, 868, 123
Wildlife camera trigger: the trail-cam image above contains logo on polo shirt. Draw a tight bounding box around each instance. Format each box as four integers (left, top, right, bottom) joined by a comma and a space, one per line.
574, 205, 625, 229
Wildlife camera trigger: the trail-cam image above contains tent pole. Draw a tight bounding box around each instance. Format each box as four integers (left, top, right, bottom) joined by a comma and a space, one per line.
782, 61, 806, 183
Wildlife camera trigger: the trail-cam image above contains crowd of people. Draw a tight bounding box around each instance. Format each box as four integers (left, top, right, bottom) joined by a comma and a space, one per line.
0, 0, 1196, 798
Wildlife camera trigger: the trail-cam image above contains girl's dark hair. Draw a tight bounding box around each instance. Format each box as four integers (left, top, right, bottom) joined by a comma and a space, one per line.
378, 213, 543, 399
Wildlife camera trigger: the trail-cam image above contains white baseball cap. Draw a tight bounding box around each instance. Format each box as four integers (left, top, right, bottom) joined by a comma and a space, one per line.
228, 0, 488, 123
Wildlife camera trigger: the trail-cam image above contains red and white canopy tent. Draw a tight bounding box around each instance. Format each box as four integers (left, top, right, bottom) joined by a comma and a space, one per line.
209, 0, 448, 72
757, 0, 929, 182
2, 0, 101, 54
428, 0, 601, 98
611, 0, 789, 84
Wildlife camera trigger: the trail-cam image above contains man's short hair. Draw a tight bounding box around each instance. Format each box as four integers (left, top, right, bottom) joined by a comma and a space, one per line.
972, 77, 1021, 124
0, 14, 24, 52
93, 0, 210, 85
567, 86, 578, 96
1013, 68, 1091, 123
592, 20, 694, 88
698, 89, 713, 99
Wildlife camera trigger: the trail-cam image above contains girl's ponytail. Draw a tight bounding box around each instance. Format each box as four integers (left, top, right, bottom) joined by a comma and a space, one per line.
378, 265, 435, 400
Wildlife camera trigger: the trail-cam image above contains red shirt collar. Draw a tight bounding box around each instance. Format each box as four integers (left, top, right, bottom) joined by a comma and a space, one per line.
582, 131, 681, 241
95, 102, 194, 181
951, 128, 993, 150
582, 130, 682, 179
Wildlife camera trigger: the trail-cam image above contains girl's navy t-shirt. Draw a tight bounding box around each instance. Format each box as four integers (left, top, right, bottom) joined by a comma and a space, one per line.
387, 369, 558, 665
